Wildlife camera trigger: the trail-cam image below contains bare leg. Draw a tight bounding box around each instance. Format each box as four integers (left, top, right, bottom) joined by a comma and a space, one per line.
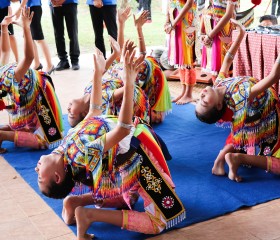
9, 35, 19, 62
172, 84, 186, 103
225, 152, 267, 182
75, 207, 123, 240
172, 69, 185, 102
176, 84, 195, 105
212, 144, 235, 176
32, 41, 41, 70
36, 39, 54, 72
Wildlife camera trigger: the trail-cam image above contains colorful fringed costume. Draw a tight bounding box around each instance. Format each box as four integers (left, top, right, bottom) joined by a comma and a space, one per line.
215, 75, 279, 153
167, 0, 197, 87
84, 76, 150, 123
53, 116, 185, 234
100, 57, 172, 123
0, 63, 64, 149
201, 0, 239, 76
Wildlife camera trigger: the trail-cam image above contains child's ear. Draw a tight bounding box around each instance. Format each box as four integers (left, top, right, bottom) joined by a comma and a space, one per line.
82, 110, 88, 118
55, 172, 62, 184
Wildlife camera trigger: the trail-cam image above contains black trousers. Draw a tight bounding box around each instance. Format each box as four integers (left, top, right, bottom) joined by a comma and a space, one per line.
89, 5, 117, 58
272, 0, 280, 16
50, 3, 80, 63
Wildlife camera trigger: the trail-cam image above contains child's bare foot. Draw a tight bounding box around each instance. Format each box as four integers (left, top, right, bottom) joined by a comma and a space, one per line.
212, 158, 226, 176
176, 96, 194, 105
76, 207, 93, 240
225, 153, 242, 182
62, 195, 82, 225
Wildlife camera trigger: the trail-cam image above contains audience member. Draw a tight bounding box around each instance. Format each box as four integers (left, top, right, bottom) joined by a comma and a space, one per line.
259, 14, 278, 26
0, 0, 19, 62
49, 0, 80, 71
86, 0, 117, 58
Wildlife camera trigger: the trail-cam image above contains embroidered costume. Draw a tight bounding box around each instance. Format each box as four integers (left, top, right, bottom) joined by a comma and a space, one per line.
201, 0, 239, 76
53, 116, 185, 234
215, 75, 279, 152
167, 0, 197, 87
84, 76, 150, 123
103, 57, 172, 122
0, 63, 63, 149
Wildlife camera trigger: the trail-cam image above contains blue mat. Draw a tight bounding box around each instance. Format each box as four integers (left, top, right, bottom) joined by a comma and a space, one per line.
2, 103, 280, 239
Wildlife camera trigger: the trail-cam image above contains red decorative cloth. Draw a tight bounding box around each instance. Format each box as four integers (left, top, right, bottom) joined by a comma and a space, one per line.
262, 35, 277, 77
233, 31, 252, 77
247, 32, 263, 81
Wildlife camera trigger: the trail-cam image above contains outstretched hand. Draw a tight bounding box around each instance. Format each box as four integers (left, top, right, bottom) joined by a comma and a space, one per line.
109, 35, 121, 56
133, 10, 149, 29
117, 7, 131, 25
121, 40, 136, 62
93, 47, 106, 75
122, 40, 144, 85
13, 7, 34, 28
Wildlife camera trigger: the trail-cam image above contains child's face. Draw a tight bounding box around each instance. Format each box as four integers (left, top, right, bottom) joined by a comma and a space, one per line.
195, 86, 219, 115
35, 154, 57, 193
67, 99, 83, 127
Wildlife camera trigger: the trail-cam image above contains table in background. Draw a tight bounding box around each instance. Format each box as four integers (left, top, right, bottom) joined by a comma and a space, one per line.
233, 31, 280, 82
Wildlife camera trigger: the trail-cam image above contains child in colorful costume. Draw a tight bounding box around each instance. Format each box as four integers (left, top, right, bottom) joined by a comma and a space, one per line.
195, 19, 280, 176
224, 54, 280, 182
0, 7, 63, 153
200, 0, 239, 81
165, 0, 197, 105
36, 42, 185, 239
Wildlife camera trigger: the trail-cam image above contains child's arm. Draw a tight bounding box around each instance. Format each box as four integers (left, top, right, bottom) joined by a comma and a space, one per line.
0, 7, 13, 65
219, 18, 245, 75
133, 10, 149, 57
164, 0, 194, 34
13, 7, 34, 82
103, 40, 144, 152
117, 7, 131, 55
249, 55, 280, 101
104, 36, 121, 71
84, 48, 106, 119
203, 2, 235, 47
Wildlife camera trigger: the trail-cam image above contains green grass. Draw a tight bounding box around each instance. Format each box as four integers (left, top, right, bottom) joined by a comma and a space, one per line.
40, 0, 166, 57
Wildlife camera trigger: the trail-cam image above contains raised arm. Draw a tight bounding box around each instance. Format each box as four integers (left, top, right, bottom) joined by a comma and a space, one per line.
14, 7, 34, 82
0, 7, 14, 65
133, 10, 149, 56
103, 40, 144, 152
204, 2, 235, 47
117, 7, 131, 54
104, 36, 121, 71
85, 48, 106, 119
249, 55, 280, 101
219, 18, 245, 75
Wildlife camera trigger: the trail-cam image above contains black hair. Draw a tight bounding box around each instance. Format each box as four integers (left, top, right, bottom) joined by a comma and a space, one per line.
195, 101, 227, 124
259, 15, 278, 25
41, 165, 75, 199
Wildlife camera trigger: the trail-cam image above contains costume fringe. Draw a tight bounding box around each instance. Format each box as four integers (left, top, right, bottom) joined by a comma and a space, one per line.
166, 211, 186, 229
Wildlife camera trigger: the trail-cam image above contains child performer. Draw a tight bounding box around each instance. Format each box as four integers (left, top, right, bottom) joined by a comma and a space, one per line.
165, 0, 197, 105
200, 0, 239, 82
35, 42, 185, 239
195, 19, 280, 176
225, 54, 280, 182
0, 7, 63, 153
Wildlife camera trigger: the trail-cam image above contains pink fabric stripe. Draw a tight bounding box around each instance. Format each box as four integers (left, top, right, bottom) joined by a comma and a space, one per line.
262, 35, 277, 78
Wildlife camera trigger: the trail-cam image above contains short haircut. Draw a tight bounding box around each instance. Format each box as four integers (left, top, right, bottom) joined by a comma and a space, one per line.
259, 15, 278, 25
195, 102, 227, 124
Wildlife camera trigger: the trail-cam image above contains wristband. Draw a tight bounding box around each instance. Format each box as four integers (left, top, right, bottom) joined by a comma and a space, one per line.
117, 121, 134, 130
90, 103, 102, 111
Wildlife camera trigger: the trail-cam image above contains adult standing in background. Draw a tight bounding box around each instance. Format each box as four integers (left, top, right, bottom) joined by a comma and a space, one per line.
16, 0, 55, 74
271, 0, 280, 17
0, 1, 19, 62
87, 0, 117, 58
50, 0, 80, 71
